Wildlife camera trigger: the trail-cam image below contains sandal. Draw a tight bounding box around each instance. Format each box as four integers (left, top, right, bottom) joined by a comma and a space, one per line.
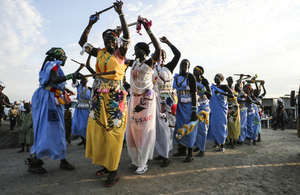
183, 156, 194, 162
154, 155, 164, 161
104, 176, 119, 187
95, 168, 110, 176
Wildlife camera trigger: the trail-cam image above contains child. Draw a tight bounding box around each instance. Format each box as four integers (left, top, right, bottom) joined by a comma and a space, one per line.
17, 103, 33, 153
64, 103, 72, 145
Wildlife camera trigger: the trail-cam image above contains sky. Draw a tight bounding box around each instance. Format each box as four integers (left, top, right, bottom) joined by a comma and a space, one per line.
1, 0, 300, 103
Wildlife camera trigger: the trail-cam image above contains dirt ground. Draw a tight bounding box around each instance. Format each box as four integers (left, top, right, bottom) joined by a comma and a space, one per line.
0, 120, 300, 195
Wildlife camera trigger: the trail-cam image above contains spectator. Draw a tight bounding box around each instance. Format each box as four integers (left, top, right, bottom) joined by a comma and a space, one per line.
0, 81, 11, 125
17, 103, 33, 153
8, 104, 18, 130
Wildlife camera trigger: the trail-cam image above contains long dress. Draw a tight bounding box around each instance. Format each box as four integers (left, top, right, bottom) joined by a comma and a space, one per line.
31, 60, 67, 160
252, 104, 261, 140
194, 82, 210, 152
153, 65, 176, 158
72, 83, 91, 138
173, 73, 197, 148
126, 60, 156, 167
245, 102, 255, 139
227, 90, 241, 140
207, 84, 228, 145
237, 100, 248, 142
85, 48, 127, 171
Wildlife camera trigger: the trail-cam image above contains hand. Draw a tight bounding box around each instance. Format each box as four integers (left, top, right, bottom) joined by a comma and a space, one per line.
191, 112, 197, 121
214, 90, 220, 95
114, 0, 123, 14
72, 72, 83, 79
89, 13, 99, 25
159, 36, 169, 44
260, 80, 265, 85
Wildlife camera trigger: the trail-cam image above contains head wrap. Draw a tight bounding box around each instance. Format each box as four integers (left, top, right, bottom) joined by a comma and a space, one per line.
0, 81, 5, 88
194, 66, 204, 75
46, 47, 67, 62
102, 29, 120, 39
135, 42, 150, 56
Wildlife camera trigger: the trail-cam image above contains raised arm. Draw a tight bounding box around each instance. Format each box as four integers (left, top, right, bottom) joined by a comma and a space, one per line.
160, 36, 181, 73
142, 20, 161, 62
114, 1, 130, 57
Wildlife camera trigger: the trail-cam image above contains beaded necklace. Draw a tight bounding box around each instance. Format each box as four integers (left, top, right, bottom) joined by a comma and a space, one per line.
175, 73, 188, 87
96, 52, 112, 73
79, 85, 88, 99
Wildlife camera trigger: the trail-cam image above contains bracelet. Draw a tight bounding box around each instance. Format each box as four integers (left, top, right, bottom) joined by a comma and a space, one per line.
119, 13, 124, 17
66, 74, 73, 80
147, 29, 152, 35
192, 106, 197, 111
200, 88, 206, 93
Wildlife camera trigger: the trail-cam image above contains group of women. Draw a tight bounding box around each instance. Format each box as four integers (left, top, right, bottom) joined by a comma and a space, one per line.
27, 0, 266, 188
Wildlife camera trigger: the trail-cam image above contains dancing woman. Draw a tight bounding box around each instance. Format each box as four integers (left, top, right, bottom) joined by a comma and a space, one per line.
126, 16, 161, 174
78, 1, 130, 187
207, 73, 233, 152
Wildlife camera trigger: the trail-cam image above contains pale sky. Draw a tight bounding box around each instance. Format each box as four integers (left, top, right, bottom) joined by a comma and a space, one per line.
1, 0, 300, 102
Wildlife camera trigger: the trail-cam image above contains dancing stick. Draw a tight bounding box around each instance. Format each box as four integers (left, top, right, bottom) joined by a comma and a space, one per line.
96, 5, 114, 16
71, 59, 85, 72
83, 71, 116, 78
112, 22, 138, 30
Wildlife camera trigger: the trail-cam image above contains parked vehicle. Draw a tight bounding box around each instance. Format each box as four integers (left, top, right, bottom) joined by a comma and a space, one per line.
290, 87, 300, 138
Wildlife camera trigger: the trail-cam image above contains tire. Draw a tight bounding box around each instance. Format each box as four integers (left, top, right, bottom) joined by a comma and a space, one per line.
290, 90, 296, 107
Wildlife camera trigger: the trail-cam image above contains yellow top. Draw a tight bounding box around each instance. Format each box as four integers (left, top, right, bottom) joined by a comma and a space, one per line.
95, 48, 127, 80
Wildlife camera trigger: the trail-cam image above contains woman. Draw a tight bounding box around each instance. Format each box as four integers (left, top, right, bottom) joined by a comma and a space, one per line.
226, 76, 241, 148
153, 36, 180, 167
207, 73, 233, 152
78, 0, 130, 187
126, 16, 161, 174
193, 66, 212, 157
72, 77, 91, 148
29, 47, 81, 174
173, 59, 198, 162
253, 81, 266, 142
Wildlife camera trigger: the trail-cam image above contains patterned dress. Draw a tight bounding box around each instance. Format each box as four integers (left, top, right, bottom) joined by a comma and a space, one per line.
85, 48, 127, 171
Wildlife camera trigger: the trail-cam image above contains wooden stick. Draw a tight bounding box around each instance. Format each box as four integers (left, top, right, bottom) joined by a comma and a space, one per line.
71, 59, 85, 73
112, 22, 138, 30
71, 59, 82, 65
83, 71, 116, 78
96, 5, 114, 15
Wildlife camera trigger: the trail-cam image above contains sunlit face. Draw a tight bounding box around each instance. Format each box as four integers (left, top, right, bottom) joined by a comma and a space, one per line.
104, 33, 117, 52
179, 60, 190, 75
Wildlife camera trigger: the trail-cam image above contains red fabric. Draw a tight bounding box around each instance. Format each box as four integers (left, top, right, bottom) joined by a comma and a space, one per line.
51, 65, 58, 71
171, 104, 177, 114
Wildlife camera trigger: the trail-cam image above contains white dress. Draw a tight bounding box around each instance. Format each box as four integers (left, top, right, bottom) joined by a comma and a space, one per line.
126, 60, 156, 167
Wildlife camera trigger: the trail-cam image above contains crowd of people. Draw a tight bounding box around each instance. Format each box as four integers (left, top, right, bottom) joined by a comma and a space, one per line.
1, 1, 273, 188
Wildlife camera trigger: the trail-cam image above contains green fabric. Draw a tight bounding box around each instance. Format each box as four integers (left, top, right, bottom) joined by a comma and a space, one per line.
18, 112, 33, 144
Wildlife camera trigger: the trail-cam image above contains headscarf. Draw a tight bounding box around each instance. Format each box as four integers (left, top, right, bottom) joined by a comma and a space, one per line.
216, 73, 224, 82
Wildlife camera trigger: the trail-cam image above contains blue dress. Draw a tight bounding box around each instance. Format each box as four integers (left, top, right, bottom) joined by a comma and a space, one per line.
237, 102, 248, 142
207, 84, 228, 145
245, 102, 255, 139
31, 60, 66, 160
194, 82, 210, 151
173, 74, 197, 148
72, 84, 91, 138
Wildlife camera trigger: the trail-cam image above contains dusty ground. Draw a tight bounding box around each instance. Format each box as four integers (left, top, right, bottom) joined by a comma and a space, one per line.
0, 120, 300, 195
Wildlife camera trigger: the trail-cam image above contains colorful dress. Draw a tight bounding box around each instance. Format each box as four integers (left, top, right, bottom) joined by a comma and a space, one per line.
227, 90, 241, 140
31, 60, 67, 160
153, 65, 176, 158
72, 83, 91, 138
194, 82, 210, 152
86, 48, 127, 171
173, 73, 197, 148
18, 112, 33, 145
126, 60, 156, 167
207, 84, 228, 145
245, 101, 255, 139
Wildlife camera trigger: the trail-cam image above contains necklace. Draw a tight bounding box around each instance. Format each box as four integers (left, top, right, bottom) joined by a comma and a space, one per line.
175, 73, 188, 87
96, 52, 112, 73
79, 85, 87, 99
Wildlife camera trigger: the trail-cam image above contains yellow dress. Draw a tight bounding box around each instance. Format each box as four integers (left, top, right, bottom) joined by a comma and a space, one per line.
85, 48, 127, 171
227, 90, 241, 140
